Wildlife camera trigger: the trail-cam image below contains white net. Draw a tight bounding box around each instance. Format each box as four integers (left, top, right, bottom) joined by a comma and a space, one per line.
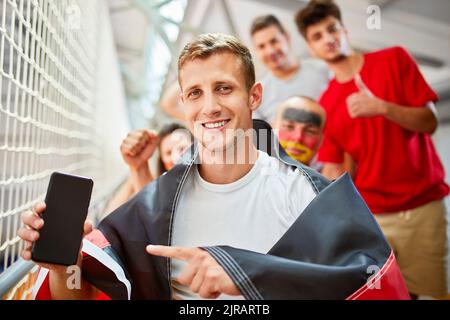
0, 0, 128, 279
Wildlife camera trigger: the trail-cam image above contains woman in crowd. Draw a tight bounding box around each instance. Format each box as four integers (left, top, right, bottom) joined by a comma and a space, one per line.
104, 123, 193, 214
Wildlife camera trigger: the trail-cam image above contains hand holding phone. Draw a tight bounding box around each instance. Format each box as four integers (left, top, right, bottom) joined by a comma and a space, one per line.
19, 203, 93, 271
19, 172, 94, 266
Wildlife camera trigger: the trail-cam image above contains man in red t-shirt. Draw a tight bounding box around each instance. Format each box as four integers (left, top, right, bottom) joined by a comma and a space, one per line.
295, 1, 449, 298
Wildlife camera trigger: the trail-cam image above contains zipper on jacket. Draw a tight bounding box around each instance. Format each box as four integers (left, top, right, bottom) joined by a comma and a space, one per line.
166, 147, 198, 299
164, 137, 318, 299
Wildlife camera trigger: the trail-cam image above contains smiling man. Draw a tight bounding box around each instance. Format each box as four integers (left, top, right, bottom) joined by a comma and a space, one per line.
161, 15, 330, 125
22, 33, 409, 300
295, 0, 449, 298
250, 14, 329, 124
274, 96, 326, 171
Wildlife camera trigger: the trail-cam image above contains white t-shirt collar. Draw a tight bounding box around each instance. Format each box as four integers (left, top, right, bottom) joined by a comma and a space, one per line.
194, 151, 267, 193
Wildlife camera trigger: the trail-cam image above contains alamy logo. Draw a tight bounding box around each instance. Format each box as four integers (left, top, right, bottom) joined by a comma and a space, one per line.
66, 265, 81, 290
367, 265, 381, 290
66, 5, 81, 30
366, 5, 381, 30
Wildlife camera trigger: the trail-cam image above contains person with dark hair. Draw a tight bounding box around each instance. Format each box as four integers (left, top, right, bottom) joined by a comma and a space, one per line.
295, 0, 342, 38
162, 14, 330, 125
105, 123, 192, 213
20, 33, 409, 300
156, 123, 193, 176
295, 0, 449, 298
250, 14, 329, 124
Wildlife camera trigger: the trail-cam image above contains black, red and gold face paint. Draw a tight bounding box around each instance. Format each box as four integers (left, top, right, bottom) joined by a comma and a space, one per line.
278, 108, 323, 165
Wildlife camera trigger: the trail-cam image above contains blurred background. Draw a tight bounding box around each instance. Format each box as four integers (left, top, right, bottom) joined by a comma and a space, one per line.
0, 0, 449, 299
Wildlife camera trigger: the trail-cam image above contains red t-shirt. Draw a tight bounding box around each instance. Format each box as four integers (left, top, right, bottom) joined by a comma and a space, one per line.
318, 46, 449, 214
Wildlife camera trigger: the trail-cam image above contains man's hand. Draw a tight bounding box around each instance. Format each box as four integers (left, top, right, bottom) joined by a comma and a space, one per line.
346, 74, 387, 119
146, 245, 241, 299
120, 129, 160, 170
19, 202, 93, 272
19, 202, 100, 299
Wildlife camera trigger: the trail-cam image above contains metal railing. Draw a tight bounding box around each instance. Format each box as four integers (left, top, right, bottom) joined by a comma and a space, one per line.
0, 174, 127, 299
0, 0, 129, 299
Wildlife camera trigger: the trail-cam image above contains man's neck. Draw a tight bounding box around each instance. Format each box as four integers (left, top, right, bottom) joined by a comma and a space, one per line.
271, 56, 300, 80
197, 142, 259, 185
327, 52, 364, 83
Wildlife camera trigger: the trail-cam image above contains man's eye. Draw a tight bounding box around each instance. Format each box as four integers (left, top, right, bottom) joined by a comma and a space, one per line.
328, 24, 338, 33
188, 90, 201, 99
312, 33, 321, 41
282, 124, 294, 130
217, 86, 231, 94
305, 129, 319, 136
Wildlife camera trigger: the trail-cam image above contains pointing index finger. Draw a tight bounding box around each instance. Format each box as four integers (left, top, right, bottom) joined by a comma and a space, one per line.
146, 245, 194, 261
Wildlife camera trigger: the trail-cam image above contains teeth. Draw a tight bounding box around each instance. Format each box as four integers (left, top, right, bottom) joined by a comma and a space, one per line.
204, 120, 226, 129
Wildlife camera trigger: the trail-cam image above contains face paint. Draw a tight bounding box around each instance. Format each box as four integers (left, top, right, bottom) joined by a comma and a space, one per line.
278, 107, 323, 165
279, 140, 315, 165
282, 107, 322, 127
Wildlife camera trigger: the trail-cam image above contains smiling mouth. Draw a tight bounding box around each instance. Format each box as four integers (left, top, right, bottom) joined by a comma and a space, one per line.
271, 54, 283, 63
286, 147, 304, 156
202, 119, 230, 130
327, 43, 339, 52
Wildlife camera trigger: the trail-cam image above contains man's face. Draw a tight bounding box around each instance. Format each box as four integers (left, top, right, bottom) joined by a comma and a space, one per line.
252, 25, 292, 71
305, 16, 350, 63
179, 53, 261, 153
278, 107, 323, 165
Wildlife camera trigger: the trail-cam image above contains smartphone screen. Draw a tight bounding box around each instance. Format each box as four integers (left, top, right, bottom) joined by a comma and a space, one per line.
32, 172, 93, 266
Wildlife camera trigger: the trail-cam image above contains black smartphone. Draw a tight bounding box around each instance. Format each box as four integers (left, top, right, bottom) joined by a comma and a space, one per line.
32, 172, 94, 266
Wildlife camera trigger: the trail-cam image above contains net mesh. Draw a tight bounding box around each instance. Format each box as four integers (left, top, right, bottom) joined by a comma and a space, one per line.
0, 0, 125, 285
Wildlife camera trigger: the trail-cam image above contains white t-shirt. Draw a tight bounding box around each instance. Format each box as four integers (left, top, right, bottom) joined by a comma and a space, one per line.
171, 151, 317, 300
253, 59, 330, 124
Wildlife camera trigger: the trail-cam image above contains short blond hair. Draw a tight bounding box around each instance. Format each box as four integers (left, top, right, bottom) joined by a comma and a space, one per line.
178, 33, 256, 91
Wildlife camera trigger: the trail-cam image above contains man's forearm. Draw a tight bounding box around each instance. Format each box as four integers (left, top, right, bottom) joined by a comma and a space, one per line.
322, 163, 346, 180
160, 83, 185, 122
381, 101, 437, 134
161, 104, 186, 122
130, 165, 154, 193
103, 178, 135, 215
49, 269, 98, 300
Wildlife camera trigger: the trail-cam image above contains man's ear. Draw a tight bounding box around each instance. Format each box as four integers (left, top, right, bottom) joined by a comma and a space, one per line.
284, 31, 292, 47
341, 27, 349, 42
318, 133, 325, 149
249, 82, 263, 112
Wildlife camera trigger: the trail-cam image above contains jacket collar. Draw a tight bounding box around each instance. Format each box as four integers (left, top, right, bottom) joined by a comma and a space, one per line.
176, 119, 329, 194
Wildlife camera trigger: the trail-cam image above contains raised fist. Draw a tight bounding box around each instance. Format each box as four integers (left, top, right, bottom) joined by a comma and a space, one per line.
120, 129, 160, 170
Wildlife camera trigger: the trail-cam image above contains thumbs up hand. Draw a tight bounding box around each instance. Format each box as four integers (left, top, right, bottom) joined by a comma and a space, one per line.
346, 74, 387, 119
